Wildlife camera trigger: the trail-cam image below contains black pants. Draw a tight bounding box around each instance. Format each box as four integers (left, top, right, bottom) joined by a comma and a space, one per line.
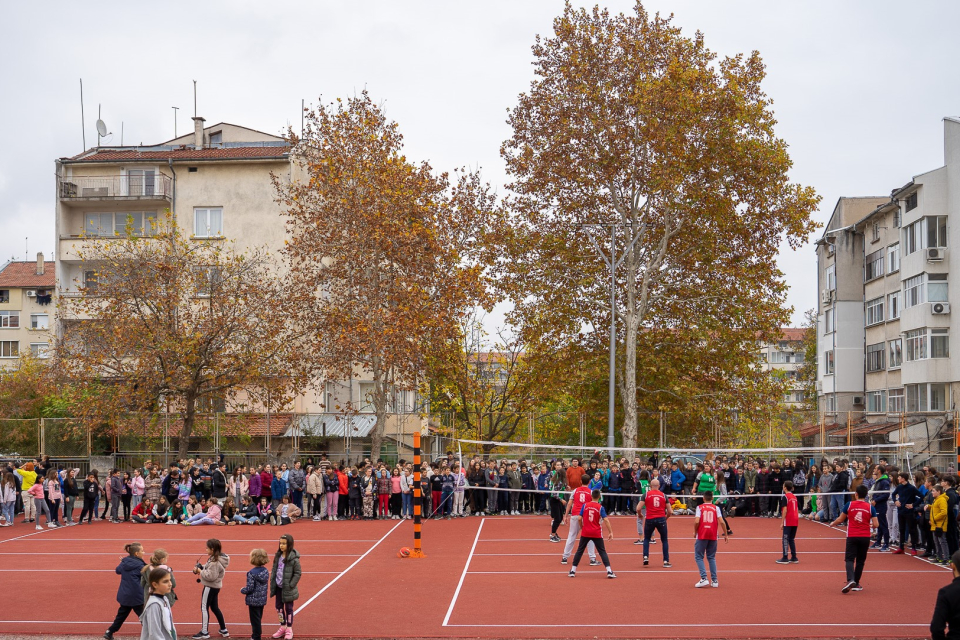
132, 514, 155, 524
121, 494, 132, 520
948, 520, 959, 556
550, 497, 565, 534
79, 496, 96, 523
201, 585, 226, 633
572, 535, 610, 568
249, 604, 264, 640
106, 603, 143, 634
898, 512, 919, 550
874, 501, 890, 547
844, 537, 870, 584
643, 517, 670, 562
781, 525, 798, 559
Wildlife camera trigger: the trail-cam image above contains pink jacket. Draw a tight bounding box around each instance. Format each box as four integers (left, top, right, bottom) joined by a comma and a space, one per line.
46, 480, 62, 501
27, 483, 44, 500
130, 476, 145, 496
206, 504, 222, 521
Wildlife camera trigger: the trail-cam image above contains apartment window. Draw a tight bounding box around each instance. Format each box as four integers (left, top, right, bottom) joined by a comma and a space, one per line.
931, 383, 948, 411
904, 216, 946, 255
194, 267, 222, 297
0, 311, 19, 329
866, 343, 885, 372
29, 314, 49, 330
825, 394, 837, 412
865, 297, 884, 326
865, 250, 884, 281
905, 192, 918, 212
905, 329, 926, 361
928, 215, 948, 248
793, 391, 805, 403
894, 209, 901, 228
825, 350, 835, 375
888, 291, 901, 320
209, 131, 223, 146
867, 390, 886, 413
84, 212, 156, 237
904, 274, 924, 308
905, 219, 919, 255
906, 384, 926, 412
928, 273, 948, 302
83, 271, 99, 293
889, 388, 904, 412
905, 327, 949, 360
125, 169, 156, 196
0, 290, 8, 303
794, 352, 805, 363
30, 343, 49, 359
824, 308, 835, 334
0, 341, 18, 358
931, 328, 950, 358
194, 208, 223, 237
889, 338, 902, 368
888, 243, 900, 273
359, 382, 375, 413
770, 351, 790, 364
825, 265, 836, 291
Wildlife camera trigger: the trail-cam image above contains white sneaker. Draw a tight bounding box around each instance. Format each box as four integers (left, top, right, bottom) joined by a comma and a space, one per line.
47, 522, 57, 528
695, 579, 709, 588
711, 580, 719, 588
35, 525, 43, 530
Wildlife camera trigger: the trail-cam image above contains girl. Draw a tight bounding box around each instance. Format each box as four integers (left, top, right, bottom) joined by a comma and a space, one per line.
275, 495, 301, 525
390, 467, 402, 519
258, 496, 276, 525
192, 538, 230, 639
548, 461, 567, 542
140, 549, 177, 607
140, 567, 177, 640
324, 467, 340, 521
1, 472, 16, 527
348, 467, 362, 520
62, 468, 79, 525
121, 472, 133, 521
230, 467, 249, 507
271, 470, 288, 508
132, 499, 155, 524
103, 542, 146, 640
452, 462, 467, 517
130, 468, 145, 513
221, 496, 237, 524
145, 469, 162, 504
360, 466, 376, 519
241, 549, 269, 640
43, 469, 62, 527
183, 496, 221, 526
377, 467, 392, 520
269, 534, 301, 640
14, 462, 37, 523
186, 496, 202, 518
154, 496, 172, 525
27, 476, 53, 530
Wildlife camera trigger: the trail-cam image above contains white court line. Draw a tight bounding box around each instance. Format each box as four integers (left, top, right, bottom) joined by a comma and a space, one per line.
0, 528, 51, 544
466, 569, 939, 574
293, 519, 404, 615
0, 537, 381, 542
474, 551, 851, 555
2, 568, 342, 574
479, 537, 846, 542
441, 516, 485, 627
442, 623, 929, 628
0, 552, 363, 557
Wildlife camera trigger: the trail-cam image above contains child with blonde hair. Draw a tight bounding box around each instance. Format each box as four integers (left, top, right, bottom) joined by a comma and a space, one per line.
241, 548, 270, 640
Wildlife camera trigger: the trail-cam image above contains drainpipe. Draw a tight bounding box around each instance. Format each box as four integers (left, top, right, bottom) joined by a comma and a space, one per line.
167, 159, 176, 239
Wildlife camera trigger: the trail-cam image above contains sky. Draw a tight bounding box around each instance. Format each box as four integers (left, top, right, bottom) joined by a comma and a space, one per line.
2, 1, 959, 331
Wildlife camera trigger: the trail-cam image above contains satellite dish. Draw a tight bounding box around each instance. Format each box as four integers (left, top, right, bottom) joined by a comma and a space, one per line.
96, 119, 108, 137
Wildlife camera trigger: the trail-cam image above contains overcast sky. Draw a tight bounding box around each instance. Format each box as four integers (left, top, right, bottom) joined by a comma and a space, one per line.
2, 1, 958, 330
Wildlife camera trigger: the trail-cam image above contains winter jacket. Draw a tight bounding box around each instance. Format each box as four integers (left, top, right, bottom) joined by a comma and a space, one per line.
306, 472, 324, 496
756, 470, 771, 493
116, 555, 147, 607
14, 468, 37, 491
933, 494, 949, 532
872, 475, 892, 504
27, 482, 44, 500
324, 473, 340, 493
46, 479, 62, 501
1, 481, 16, 503
198, 554, 230, 589
829, 469, 848, 494
239, 502, 258, 519
138, 594, 177, 640
140, 564, 177, 607
893, 482, 920, 515
249, 472, 262, 497
270, 476, 288, 500
669, 470, 685, 492
348, 474, 362, 498
211, 469, 227, 499
536, 472, 550, 493
288, 468, 306, 492
259, 471, 273, 499
507, 470, 522, 490
269, 549, 302, 603
241, 566, 269, 607
337, 470, 349, 495
228, 475, 249, 499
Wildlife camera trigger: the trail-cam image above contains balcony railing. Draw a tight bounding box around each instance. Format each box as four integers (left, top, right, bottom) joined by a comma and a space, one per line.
59, 174, 173, 200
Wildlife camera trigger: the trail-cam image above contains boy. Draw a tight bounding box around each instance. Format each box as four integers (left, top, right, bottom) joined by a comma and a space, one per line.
831, 484, 878, 593
568, 489, 616, 579
561, 474, 597, 565
930, 484, 950, 564
776, 480, 800, 564
694, 490, 728, 587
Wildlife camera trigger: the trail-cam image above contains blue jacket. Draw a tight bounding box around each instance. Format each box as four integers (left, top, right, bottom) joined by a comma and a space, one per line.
670, 470, 685, 492
241, 566, 269, 607
115, 555, 146, 607
271, 476, 288, 499
536, 473, 550, 492
873, 476, 891, 504
893, 482, 920, 514
608, 472, 621, 491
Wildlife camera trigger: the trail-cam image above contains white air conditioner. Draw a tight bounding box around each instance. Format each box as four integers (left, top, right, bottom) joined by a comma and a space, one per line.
821, 289, 833, 305
853, 396, 864, 406
928, 247, 945, 262
932, 302, 951, 315
25, 290, 36, 298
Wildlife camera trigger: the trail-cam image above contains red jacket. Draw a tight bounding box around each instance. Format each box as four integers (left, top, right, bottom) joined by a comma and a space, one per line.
260, 470, 273, 499
337, 470, 348, 495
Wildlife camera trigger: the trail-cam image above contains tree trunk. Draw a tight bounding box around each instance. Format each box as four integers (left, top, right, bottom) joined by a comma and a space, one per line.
621, 224, 641, 451
177, 394, 196, 461
369, 360, 387, 463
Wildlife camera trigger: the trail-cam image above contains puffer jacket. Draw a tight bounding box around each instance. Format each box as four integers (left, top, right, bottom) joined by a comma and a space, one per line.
199, 554, 231, 589
115, 554, 146, 607
269, 549, 302, 603
306, 471, 324, 496
288, 468, 306, 492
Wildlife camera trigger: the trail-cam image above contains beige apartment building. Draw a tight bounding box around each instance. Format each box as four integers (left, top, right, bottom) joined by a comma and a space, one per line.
55, 118, 426, 459
758, 328, 806, 407
0, 255, 55, 369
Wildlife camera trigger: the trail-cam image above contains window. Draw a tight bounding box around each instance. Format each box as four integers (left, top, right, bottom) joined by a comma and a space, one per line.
0, 341, 17, 358
906, 192, 918, 212
0, 311, 19, 329
825, 265, 836, 291
928, 273, 948, 302
194, 208, 223, 237
906, 384, 926, 412
894, 209, 901, 229
905, 329, 926, 361
29, 314, 48, 330
209, 131, 222, 146
928, 215, 948, 249
825, 350, 835, 375
359, 382, 375, 413
888, 243, 900, 273
83, 271, 99, 293
794, 352, 805, 363
84, 212, 157, 237
0, 290, 8, 303
30, 343, 49, 359
866, 343, 885, 372
903, 216, 946, 255
872, 222, 880, 242
867, 390, 886, 413
865, 297, 884, 326
865, 250, 884, 281
824, 308, 835, 334
888, 291, 901, 320
905, 327, 948, 361
931, 383, 948, 411
904, 274, 924, 307
931, 328, 949, 358
125, 169, 156, 196
793, 391, 805, 403
905, 219, 919, 255
889, 388, 904, 412
770, 351, 790, 364
889, 339, 902, 368
194, 267, 222, 297
825, 394, 837, 412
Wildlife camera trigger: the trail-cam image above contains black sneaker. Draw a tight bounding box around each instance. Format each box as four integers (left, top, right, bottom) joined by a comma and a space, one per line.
589, 559, 601, 566
789, 557, 800, 564
841, 580, 856, 594
192, 632, 211, 640
775, 557, 791, 564
568, 570, 576, 578
649, 538, 658, 544
218, 630, 229, 638
103, 633, 114, 640
633, 539, 642, 545
850, 583, 863, 592
560, 557, 567, 565
663, 561, 672, 568
607, 570, 617, 579
643, 556, 649, 566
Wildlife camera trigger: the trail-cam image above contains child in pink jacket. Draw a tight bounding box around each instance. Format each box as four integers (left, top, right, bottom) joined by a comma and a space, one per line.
27, 482, 54, 530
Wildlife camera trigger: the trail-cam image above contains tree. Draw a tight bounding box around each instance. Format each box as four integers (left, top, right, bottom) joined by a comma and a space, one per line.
275, 93, 495, 461
495, 2, 820, 450
57, 215, 304, 459
797, 308, 819, 412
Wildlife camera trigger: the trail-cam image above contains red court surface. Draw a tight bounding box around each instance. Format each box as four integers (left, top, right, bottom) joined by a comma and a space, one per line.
0, 514, 948, 639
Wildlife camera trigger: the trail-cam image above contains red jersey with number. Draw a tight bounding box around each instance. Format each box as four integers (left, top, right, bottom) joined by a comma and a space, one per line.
644, 490, 667, 518
783, 492, 799, 527
696, 503, 720, 540
845, 500, 873, 538
579, 501, 606, 538
570, 486, 592, 516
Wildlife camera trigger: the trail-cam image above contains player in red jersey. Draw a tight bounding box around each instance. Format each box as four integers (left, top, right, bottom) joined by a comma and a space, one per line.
776, 480, 800, 564
831, 484, 879, 593
561, 474, 597, 566
693, 490, 728, 587
568, 489, 615, 579
638, 478, 672, 567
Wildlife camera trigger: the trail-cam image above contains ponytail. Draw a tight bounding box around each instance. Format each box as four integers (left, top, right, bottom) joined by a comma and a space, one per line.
124, 542, 143, 556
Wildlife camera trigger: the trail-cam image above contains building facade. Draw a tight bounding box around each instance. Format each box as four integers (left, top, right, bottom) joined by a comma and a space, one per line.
758, 328, 807, 406
0, 255, 55, 369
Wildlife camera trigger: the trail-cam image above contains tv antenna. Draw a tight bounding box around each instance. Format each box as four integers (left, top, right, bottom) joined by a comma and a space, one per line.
96, 104, 111, 146
172, 106, 179, 138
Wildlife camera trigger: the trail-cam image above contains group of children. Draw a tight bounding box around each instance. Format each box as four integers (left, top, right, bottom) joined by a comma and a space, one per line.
105, 536, 301, 640
130, 494, 303, 527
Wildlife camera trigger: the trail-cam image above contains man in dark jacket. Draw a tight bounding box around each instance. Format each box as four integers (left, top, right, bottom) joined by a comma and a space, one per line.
931, 550, 960, 640
211, 462, 228, 499
892, 472, 921, 555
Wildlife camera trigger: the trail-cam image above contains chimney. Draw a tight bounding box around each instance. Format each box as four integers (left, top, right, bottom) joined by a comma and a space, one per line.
36, 252, 44, 275
192, 116, 206, 149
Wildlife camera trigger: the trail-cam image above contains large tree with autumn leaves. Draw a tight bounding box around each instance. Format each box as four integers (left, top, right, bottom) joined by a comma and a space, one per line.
494, 2, 820, 450
275, 93, 497, 461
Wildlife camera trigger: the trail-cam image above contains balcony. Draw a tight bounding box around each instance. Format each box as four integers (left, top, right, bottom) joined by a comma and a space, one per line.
59, 173, 173, 202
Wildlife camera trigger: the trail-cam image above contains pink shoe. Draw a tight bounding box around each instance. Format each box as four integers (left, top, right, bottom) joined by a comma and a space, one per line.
272, 626, 287, 639
284, 628, 294, 639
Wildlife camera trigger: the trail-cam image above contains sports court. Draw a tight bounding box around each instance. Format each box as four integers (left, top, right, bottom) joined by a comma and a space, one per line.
0, 512, 946, 638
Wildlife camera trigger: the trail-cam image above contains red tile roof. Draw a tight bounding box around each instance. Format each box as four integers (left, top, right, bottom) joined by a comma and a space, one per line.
779, 328, 806, 342
161, 413, 293, 438
0, 261, 55, 288
64, 145, 289, 163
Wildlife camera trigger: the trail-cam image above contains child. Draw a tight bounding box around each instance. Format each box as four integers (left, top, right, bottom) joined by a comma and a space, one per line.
588, 471, 603, 493
140, 567, 177, 640
132, 499, 155, 524
191, 538, 230, 639
1, 472, 17, 527
258, 496, 275, 525
186, 495, 202, 518
270, 534, 301, 640
275, 495, 301, 525
377, 467, 392, 520
930, 484, 950, 564
109, 468, 123, 523
221, 496, 237, 525
348, 468, 362, 520
141, 548, 177, 607
241, 548, 270, 640
183, 496, 221, 526
26, 477, 53, 530
776, 480, 800, 564
103, 542, 145, 640
235, 496, 259, 525
45, 469, 62, 527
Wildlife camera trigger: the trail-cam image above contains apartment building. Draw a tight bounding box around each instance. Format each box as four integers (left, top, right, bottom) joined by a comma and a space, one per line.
814, 117, 960, 463
0, 254, 55, 369
758, 328, 807, 406
55, 118, 424, 454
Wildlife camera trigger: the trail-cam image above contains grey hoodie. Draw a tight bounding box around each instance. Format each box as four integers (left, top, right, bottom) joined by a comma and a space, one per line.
139, 594, 177, 640
198, 554, 230, 589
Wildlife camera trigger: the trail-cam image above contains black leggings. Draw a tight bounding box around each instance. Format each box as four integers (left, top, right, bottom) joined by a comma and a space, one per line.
276, 592, 294, 627
550, 497, 565, 534
201, 586, 226, 633
106, 603, 143, 635
79, 497, 96, 523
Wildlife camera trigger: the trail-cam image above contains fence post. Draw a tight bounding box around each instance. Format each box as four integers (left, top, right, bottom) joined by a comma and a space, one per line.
38, 418, 45, 458
659, 411, 665, 449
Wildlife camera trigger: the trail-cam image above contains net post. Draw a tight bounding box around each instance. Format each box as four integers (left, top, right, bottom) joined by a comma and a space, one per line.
411, 429, 425, 558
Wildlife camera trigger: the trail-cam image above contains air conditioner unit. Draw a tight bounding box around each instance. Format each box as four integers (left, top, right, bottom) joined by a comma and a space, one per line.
821, 289, 833, 305
853, 396, 864, 406
928, 247, 945, 262
932, 302, 951, 315
25, 290, 36, 298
